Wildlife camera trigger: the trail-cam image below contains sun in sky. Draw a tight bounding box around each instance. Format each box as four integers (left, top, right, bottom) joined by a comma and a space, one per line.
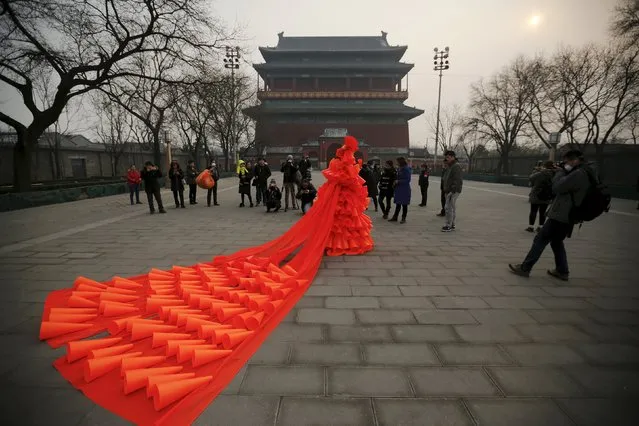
528, 14, 542, 27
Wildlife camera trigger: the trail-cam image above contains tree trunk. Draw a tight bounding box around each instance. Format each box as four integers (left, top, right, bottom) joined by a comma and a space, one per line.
54, 138, 63, 179
152, 132, 162, 168
500, 151, 510, 176
13, 131, 32, 192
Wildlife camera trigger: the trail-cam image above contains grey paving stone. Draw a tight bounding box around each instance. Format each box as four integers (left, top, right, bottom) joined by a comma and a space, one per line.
370, 277, 416, 286
249, 341, 290, 365
454, 324, 528, 343
415, 276, 462, 286
291, 343, 361, 365
352, 286, 401, 296
346, 268, 389, 277
240, 366, 324, 395
77, 405, 131, 426
315, 276, 370, 286
467, 399, 574, 426
483, 296, 544, 309
194, 395, 279, 426
543, 286, 598, 297
220, 366, 247, 395
431, 296, 489, 309
278, 397, 375, 426
306, 286, 352, 296
504, 344, 587, 365
493, 285, 550, 297
534, 296, 596, 310
328, 325, 392, 342
391, 325, 459, 343
487, 367, 585, 396
563, 366, 639, 398
587, 297, 639, 311
374, 399, 473, 426
574, 343, 639, 365
400, 286, 451, 296
469, 309, 537, 325
576, 324, 639, 342
268, 324, 324, 342
412, 309, 478, 325
328, 367, 412, 396
557, 398, 639, 426
447, 285, 501, 296
409, 367, 499, 396
516, 324, 592, 342
325, 296, 379, 309
526, 309, 591, 324
364, 343, 440, 366
296, 297, 325, 308
297, 308, 356, 325
378, 296, 434, 309
356, 309, 416, 324
585, 310, 639, 325
436, 344, 513, 365
1, 388, 95, 426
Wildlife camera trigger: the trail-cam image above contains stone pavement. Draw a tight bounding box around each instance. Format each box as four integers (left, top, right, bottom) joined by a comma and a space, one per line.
1, 174, 638, 425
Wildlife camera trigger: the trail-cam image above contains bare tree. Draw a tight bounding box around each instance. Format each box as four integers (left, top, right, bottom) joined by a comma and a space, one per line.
94, 96, 134, 177
426, 104, 464, 155
0, 0, 225, 191
467, 57, 535, 175
612, 0, 639, 48
458, 124, 488, 172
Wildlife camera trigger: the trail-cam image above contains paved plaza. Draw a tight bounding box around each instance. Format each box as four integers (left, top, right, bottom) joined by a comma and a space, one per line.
1, 174, 638, 426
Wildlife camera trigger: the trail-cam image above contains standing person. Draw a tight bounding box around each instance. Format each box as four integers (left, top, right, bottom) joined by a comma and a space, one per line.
441, 151, 463, 232
636, 175, 639, 210
206, 161, 220, 207
185, 160, 198, 205
418, 163, 430, 207
281, 155, 298, 211
140, 161, 166, 214
299, 154, 312, 181
527, 160, 555, 232
296, 179, 317, 214
265, 179, 282, 213
126, 164, 143, 205
168, 160, 185, 209
389, 157, 411, 223
237, 160, 254, 207
372, 163, 382, 184
437, 162, 448, 216
359, 162, 379, 212
509, 150, 591, 281
253, 158, 271, 207
378, 160, 397, 219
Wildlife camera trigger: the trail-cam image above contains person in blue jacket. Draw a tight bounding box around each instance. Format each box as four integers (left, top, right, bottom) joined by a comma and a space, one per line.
389, 157, 411, 223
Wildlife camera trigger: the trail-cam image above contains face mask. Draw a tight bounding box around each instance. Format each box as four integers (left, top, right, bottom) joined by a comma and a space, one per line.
564, 164, 573, 172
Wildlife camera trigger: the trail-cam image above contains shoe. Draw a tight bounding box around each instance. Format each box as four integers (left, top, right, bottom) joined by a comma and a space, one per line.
207, 204, 211, 207
536, 227, 541, 233
250, 203, 254, 208
239, 203, 245, 207
441, 226, 453, 232
136, 201, 143, 205
436, 212, 445, 217
400, 219, 406, 224
181, 205, 186, 209
451, 225, 456, 230
256, 202, 261, 206
382, 214, 388, 220
547, 269, 569, 281
508, 263, 530, 277
214, 203, 220, 206
150, 210, 155, 215
159, 209, 166, 214
284, 207, 288, 212
388, 217, 398, 222
175, 205, 180, 208
419, 204, 425, 207
525, 226, 535, 232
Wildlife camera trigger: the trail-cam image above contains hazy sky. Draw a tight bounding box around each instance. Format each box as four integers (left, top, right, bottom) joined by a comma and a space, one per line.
0, 0, 618, 152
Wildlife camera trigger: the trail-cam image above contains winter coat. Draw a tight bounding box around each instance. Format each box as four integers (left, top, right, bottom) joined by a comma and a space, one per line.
546, 164, 591, 224
141, 168, 162, 193
266, 186, 282, 206
126, 169, 141, 185
296, 184, 317, 205
443, 161, 463, 194
253, 164, 272, 186
238, 170, 253, 195
394, 165, 412, 205
168, 168, 185, 192
528, 168, 554, 205
298, 159, 312, 179
359, 167, 378, 197
185, 167, 198, 185
418, 169, 430, 187
378, 167, 397, 195
281, 162, 298, 184
208, 166, 220, 182
372, 166, 382, 184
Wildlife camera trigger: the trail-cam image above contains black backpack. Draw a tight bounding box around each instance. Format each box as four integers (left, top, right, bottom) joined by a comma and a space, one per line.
569, 166, 611, 224
538, 175, 554, 202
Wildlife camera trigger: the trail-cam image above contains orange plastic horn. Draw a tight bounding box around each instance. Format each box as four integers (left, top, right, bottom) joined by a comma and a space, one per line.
84, 352, 142, 383
151, 332, 193, 349
66, 337, 123, 363
39, 322, 93, 340
130, 323, 178, 341
222, 330, 254, 349
191, 349, 233, 367
47, 313, 97, 323
120, 355, 167, 376
244, 312, 266, 331
151, 375, 213, 411
88, 343, 134, 359
146, 373, 196, 398
67, 296, 99, 308
123, 366, 183, 395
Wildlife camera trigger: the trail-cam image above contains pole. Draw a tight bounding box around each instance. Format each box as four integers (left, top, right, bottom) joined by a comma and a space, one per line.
432, 46, 449, 174
434, 70, 443, 172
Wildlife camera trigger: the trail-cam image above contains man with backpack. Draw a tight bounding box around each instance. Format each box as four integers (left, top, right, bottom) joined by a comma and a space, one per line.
509, 150, 609, 281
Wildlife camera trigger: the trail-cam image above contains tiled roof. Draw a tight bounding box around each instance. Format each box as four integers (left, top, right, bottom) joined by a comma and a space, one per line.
274, 35, 392, 51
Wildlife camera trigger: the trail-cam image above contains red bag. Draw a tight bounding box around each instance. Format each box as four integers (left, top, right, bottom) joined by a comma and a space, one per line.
196, 170, 215, 189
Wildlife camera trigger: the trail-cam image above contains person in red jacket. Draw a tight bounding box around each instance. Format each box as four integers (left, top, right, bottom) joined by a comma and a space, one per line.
126, 164, 143, 205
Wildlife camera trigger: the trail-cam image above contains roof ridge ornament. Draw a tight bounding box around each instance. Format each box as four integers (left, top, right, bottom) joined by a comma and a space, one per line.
278, 31, 284, 40
381, 31, 388, 40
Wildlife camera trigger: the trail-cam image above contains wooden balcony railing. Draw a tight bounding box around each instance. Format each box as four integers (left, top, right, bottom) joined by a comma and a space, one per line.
257, 91, 409, 101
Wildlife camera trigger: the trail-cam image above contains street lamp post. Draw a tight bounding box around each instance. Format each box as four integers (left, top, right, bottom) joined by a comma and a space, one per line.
548, 132, 562, 161
433, 46, 450, 173
224, 46, 240, 171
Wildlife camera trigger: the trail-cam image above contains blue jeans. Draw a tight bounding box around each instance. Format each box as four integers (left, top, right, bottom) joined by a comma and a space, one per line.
129, 183, 140, 204
522, 219, 571, 274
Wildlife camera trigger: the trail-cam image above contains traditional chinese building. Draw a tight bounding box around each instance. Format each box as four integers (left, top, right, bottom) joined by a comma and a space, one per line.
243, 32, 424, 168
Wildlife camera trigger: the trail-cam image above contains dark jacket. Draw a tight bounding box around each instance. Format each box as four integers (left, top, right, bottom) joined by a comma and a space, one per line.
185, 166, 198, 185
266, 186, 282, 206
443, 161, 463, 194
394, 166, 412, 205
298, 159, 312, 179
529, 168, 554, 205
546, 164, 591, 224
296, 184, 317, 204
378, 167, 397, 194
359, 166, 378, 197
238, 169, 253, 195
418, 168, 430, 187
208, 166, 220, 182
253, 164, 272, 186
281, 162, 298, 184
372, 166, 382, 184
168, 167, 185, 192
141, 168, 162, 193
